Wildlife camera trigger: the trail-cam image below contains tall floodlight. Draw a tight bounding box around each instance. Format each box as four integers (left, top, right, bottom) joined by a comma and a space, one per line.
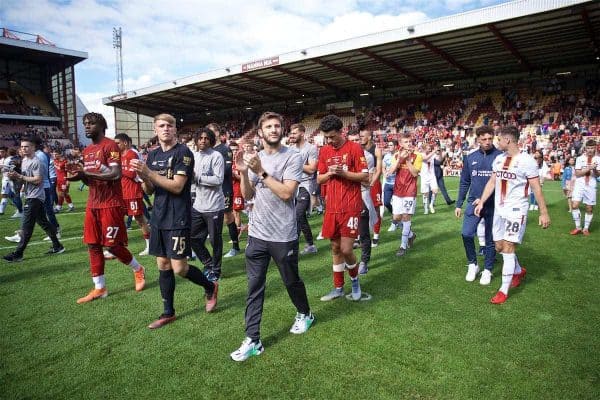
113, 27, 123, 94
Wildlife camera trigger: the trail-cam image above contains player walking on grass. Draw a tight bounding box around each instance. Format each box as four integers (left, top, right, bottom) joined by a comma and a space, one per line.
68, 113, 146, 303
317, 115, 368, 301
230, 112, 314, 362
3, 137, 64, 262
475, 126, 550, 304
570, 139, 599, 235
132, 114, 218, 329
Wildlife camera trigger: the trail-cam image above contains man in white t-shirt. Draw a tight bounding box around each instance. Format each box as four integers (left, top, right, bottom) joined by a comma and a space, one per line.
570, 139, 599, 235
475, 126, 550, 304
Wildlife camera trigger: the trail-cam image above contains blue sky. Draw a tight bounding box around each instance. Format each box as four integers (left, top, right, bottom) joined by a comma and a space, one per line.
0, 0, 506, 133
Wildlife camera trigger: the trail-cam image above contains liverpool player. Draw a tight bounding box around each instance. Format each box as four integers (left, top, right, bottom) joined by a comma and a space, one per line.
131, 114, 217, 329
389, 133, 422, 256
68, 112, 146, 303
317, 115, 368, 301
52, 150, 74, 212
475, 126, 550, 304
114, 133, 151, 255
360, 130, 383, 246
570, 139, 599, 235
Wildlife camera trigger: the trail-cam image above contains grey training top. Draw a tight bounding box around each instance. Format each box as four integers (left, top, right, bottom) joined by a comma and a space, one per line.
21, 156, 45, 200
294, 142, 318, 192
192, 148, 225, 213
248, 146, 302, 242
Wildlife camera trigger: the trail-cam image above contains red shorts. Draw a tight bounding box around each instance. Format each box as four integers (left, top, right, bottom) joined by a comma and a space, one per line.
322, 211, 361, 239
124, 198, 144, 216
232, 194, 245, 211
57, 179, 69, 192
370, 180, 383, 207
84, 206, 128, 247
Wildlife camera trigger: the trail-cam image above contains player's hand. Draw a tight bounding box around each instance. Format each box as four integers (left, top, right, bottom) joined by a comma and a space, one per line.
474, 203, 482, 217
243, 151, 262, 174
7, 171, 19, 179
454, 208, 462, 218
234, 150, 248, 173
130, 158, 149, 179
539, 213, 551, 229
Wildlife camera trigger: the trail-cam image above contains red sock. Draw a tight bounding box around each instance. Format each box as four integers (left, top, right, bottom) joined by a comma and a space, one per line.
89, 245, 104, 277
347, 264, 358, 279
142, 231, 150, 240
65, 194, 72, 203
58, 195, 64, 206
108, 245, 133, 265
374, 214, 381, 234
333, 271, 344, 288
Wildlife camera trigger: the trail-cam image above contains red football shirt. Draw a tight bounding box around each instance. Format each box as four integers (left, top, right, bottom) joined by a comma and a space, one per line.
393, 152, 423, 197
231, 161, 242, 197
317, 140, 367, 213
120, 148, 143, 199
54, 159, 67, 182
83, 137, 124, 209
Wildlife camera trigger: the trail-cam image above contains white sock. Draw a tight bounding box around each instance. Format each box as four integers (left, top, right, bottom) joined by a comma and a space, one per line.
572, 209, 581, 229
145, 238, 150, 248
430, 193, 436, 206
373, 233, 379, 240
129, 257, 141, 271
514, 255, 522, 275
0, 198, 7, 213
584, 213, 593, 230
55, 205, 62, 211
68, 203, 74, 208
499, 253, 516, 295
401, 221, 411, 249
477, 220, 486, 246
92, 275, 106, 289
422, 194, 428, 209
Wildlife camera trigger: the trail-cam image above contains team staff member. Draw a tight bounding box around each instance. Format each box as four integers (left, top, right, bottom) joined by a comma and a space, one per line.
190, 128, 225, 282
230, 111, 313, 362
317, 114, 369, 302
68, 112, 146, 303
132, 114, 217, 329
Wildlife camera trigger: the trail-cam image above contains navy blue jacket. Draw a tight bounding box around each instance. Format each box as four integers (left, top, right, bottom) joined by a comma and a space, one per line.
456, 146, 502, 209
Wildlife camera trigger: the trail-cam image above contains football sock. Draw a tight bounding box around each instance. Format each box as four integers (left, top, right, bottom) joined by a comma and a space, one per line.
185, 264, 212, 290
477, 220, 486, 247
128, 257, 142, 272
347, 263, 358, 279
401, 221, 411, 249
159, 269, 176, 316
57, 195, 64, 206
89, 245, 105, 277
92, 275, 106, 289
422, 194, 428, 210
373, 214, 381, 234
0, 198, 7, 213
333, 264, 345, 287
584, 213, 593, 230
65, 194, 72, 203
514, 255, 522, 275
499, 253, 516, 295
430, 193, 436, 206
109, 245, 133, 265
572, 209, 581, 229
228, 222, 240, 250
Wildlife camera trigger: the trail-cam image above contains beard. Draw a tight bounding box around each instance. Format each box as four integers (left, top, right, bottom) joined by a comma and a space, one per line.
263, 134, 282, 147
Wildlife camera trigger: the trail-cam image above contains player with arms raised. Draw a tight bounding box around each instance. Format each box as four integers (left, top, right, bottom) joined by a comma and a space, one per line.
570, 139, 600, 235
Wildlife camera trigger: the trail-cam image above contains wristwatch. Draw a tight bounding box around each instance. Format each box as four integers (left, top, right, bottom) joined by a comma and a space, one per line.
261, 171, 269, 179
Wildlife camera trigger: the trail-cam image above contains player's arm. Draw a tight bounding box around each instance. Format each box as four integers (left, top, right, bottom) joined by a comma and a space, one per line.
8, 170, 41, 185
528, 176, 550, 228
405, 153, 421, 177
120, 154, 137, 180
261, 176, 298, 202
474, 173, 496, 216
304, 158, 318, 175
370, 147, 383, 186
338, 169, 369, 184
142, 169, 188, 195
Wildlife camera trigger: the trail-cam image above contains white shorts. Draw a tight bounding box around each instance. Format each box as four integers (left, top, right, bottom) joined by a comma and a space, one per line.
492, 213, 527, 244
391, 196, 416, 216
1, 178, 14, 196
420, 176, 438, 194
571, 183, 597, 205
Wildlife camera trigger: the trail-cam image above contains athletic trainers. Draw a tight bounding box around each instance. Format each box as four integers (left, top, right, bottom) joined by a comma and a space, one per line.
68, 205, 75, 212
320, 287, 344, 301
358, 261, 368, 275
371, 238, 379, 248
224, 248, 240, 258
5, 232, 21, 243
10, 211, 22, 219
408, 232, 417, 248
582, 229, 590, 236
289, 312, 315, 334
429, 204, 435, 214
396, 247, 406, 256
511, 267, 527, 288
134, 266, 146, 292
465, 263, 480, 282
350, 278, 361, 301
205, 271, 219, 282
3, 252, 23, 262
138, 248, 149, 256
148, 314, 176, 329
205, 281, 218, 313
387, 223, 397, 232
300, 244, 318, 255
479, 269, 492, 285
103, 250, 116, 260
570, 228, 582, 235
230, 337, 264, 362
490, 291, 508, 304
46, 245, 65, 255
77, 287, 108, 304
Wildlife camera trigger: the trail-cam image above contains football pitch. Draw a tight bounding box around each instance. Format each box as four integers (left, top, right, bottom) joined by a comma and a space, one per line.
0, 179, 598, 400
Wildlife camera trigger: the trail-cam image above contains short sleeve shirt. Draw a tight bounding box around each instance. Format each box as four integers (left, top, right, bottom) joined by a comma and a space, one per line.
120, 148, 143, 199
493, 152, 538, 217
83, 137, 124, 209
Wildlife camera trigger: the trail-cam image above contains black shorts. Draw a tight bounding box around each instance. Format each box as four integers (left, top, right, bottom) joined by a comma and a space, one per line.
223, 191, 233, 212
149, 228, 191, 259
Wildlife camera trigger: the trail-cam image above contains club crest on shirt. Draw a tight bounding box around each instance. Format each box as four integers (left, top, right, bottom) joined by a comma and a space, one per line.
183, 156, 191, 166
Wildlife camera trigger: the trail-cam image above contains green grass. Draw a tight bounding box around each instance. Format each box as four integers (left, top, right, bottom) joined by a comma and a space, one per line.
0, 179, 598, 400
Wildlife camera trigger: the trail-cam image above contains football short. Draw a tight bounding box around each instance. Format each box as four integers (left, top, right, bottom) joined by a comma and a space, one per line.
370, 180, 383, 207
223, 191, 233, 212
492, 213, 527, 244
571, 183, 597, 205
1, 178, 14, 195
322, 210, 361, 239
391, 196, 417, 216
124, 198, 144, 216
420, 176, 438, 194
232, 191, 245, 211
149, 228, 191, 259
57, 179, 69, 192
83, 206, 128, 247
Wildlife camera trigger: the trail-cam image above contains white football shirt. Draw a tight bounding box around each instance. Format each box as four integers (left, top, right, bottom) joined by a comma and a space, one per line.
493, 152, 539, 217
